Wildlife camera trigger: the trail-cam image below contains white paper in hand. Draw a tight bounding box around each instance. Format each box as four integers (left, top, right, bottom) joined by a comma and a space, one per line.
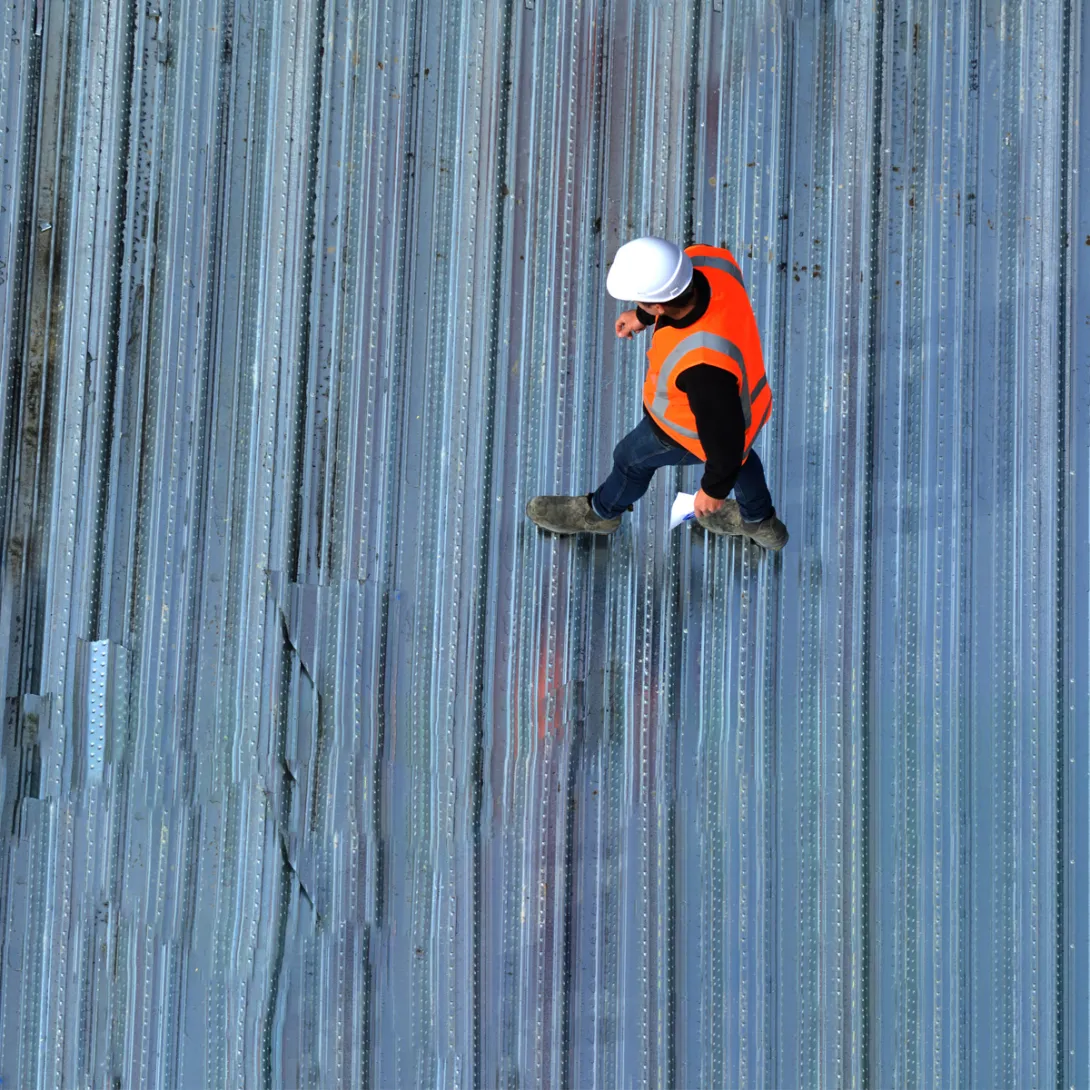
669, 491, 696, 530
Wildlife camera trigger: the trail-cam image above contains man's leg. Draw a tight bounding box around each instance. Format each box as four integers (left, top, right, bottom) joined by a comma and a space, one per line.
591, 416, 700, 518
732, 448, 774, 524
693, 445, 789, 550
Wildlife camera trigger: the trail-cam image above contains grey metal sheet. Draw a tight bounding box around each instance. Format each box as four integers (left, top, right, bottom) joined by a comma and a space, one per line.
0, 0, 1087, 1086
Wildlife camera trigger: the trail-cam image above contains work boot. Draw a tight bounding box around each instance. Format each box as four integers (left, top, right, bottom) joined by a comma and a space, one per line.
695, 499, 744, 536
739, 511, 789, 551
526, 494, 622, 535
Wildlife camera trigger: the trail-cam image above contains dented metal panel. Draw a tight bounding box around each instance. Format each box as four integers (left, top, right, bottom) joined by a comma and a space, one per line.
0, 0, 1087, 1086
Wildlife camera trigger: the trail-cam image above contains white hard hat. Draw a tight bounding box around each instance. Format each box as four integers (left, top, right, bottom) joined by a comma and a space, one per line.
605, 236, 693, 302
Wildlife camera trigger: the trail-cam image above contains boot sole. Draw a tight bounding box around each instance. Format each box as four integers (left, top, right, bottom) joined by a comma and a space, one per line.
739, 528, 789, 551
694, 522, 789, 549
529, 520, 620, 535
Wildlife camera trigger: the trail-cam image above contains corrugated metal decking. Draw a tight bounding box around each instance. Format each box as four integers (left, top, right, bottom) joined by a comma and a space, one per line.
1, 0, 1087, 1085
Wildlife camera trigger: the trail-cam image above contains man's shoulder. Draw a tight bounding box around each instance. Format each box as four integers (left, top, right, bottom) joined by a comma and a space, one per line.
686, 242, 739, 262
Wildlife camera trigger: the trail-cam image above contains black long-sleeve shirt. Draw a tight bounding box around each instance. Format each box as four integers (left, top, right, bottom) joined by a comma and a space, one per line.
635, 271, 746, 499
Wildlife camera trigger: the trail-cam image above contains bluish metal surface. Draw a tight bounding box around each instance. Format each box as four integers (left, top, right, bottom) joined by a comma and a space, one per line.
0, 0, 1087, 1086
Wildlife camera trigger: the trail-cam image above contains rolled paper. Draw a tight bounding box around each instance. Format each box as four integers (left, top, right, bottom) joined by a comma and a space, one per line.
669, 491, 696, 530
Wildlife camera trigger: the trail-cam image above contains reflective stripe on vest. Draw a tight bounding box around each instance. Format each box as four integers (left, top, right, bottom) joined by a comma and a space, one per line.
691, 253, 745, 291
751, 393, 771, 440
648, 330, 754, 435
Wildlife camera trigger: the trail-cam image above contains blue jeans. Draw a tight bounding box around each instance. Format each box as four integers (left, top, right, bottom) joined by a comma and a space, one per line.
590, 415, 773, 523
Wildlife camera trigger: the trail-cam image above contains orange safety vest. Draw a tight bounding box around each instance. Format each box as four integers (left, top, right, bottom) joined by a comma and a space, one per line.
642, 244, 771, 462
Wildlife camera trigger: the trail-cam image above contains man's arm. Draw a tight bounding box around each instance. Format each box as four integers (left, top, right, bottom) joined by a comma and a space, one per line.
615, 307, 660, 339
615, 309, 650, 338
675, 365, 746, 498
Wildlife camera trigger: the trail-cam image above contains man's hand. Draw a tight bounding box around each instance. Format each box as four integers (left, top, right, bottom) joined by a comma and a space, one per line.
615, 310, 648, 339
693, 489, 724, 518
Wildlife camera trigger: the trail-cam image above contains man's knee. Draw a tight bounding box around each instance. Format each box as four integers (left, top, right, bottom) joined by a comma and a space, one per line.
612, 434, 642, 470
612, 453, 650, 488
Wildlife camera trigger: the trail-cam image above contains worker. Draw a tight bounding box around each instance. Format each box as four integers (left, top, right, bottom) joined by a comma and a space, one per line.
526, 236, 788, 550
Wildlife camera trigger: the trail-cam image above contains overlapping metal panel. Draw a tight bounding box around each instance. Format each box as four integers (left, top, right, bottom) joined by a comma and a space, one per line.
1, 0, 1087, 1085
